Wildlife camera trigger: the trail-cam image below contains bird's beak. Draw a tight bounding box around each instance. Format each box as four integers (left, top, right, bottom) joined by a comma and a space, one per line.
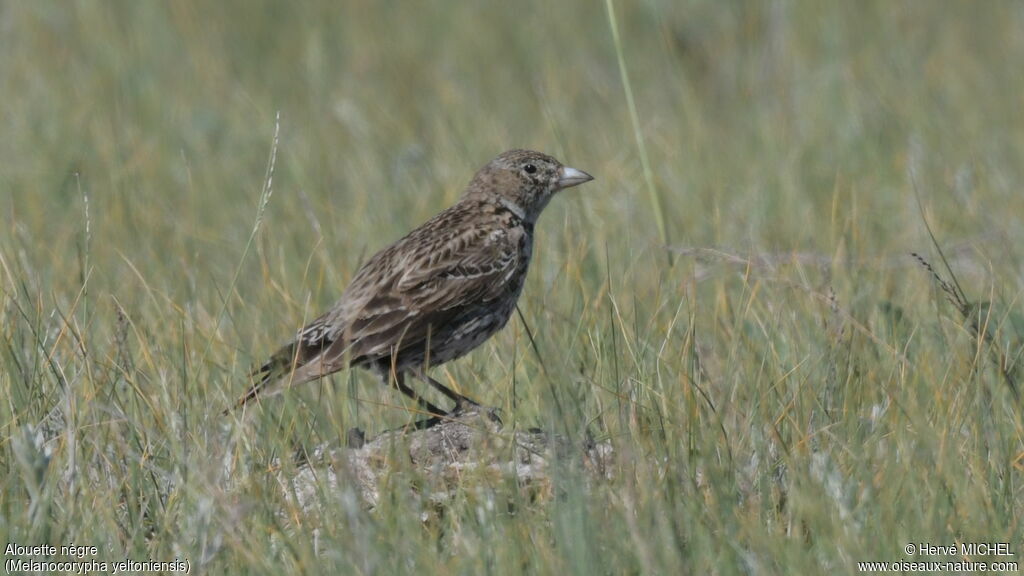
557, 166, 594, 190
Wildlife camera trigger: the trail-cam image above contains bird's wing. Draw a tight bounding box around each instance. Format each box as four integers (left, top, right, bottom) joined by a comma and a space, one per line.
338, 222, 523, 363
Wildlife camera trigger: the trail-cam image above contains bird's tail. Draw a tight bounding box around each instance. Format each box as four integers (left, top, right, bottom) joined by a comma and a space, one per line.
222, 343, 298, 415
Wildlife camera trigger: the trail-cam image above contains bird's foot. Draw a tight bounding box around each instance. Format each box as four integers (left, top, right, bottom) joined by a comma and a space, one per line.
451, 398, 503, 427
484, 406, 503, 427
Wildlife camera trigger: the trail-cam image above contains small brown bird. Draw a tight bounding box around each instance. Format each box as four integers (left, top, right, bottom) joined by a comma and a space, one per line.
229, 149, 593, 417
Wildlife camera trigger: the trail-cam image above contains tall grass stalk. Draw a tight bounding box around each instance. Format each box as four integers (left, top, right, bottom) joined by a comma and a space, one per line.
604, 0, 671, 264
198, 111, 281, 377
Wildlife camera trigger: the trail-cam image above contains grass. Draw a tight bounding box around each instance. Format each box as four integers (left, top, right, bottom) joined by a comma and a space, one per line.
2, 0, 1024, 573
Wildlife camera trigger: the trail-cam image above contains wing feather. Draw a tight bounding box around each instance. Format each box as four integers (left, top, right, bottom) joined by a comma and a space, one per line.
342, 224, 521, 362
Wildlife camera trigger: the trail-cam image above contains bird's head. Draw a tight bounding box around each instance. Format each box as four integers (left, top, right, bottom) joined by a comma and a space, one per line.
465, 149, 594, 221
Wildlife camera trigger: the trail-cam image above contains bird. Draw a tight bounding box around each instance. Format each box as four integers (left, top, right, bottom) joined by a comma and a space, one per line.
227, 149, 594, 419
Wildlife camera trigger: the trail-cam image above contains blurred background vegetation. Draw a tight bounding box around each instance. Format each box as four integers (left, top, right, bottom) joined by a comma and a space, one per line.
2, 1, 1023, 573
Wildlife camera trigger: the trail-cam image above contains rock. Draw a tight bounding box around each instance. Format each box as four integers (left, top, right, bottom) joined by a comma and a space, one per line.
276, 408, 614, 513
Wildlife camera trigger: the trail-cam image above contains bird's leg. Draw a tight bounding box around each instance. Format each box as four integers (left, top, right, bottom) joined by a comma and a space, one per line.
410, 367, 483, 412
379, 369, 447, 417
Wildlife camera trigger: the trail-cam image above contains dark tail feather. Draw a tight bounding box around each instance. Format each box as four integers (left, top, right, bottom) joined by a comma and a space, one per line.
222, 345, 295, 415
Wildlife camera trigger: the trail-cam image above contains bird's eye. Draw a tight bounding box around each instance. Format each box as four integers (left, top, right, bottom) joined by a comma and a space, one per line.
523, 164, 537, 174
